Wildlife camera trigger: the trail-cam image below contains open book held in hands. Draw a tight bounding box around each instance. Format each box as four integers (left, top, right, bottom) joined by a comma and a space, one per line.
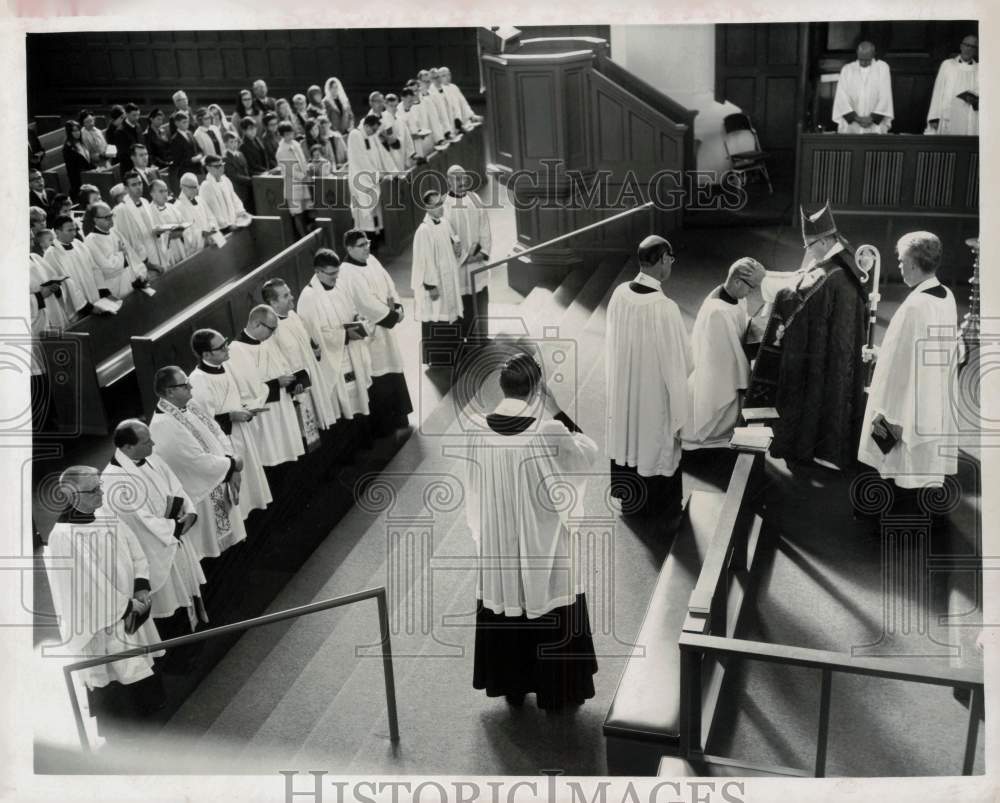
92, 296, 123, 315
730, 426, 774, 452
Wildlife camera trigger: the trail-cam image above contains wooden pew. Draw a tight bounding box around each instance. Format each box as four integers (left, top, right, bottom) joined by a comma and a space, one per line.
131, 226, 327, 419
80, 165, 122, 203
41, 144, 64, 171
43, 163, 69, 196
39, 127, 67, 151
39, 216, 288, 435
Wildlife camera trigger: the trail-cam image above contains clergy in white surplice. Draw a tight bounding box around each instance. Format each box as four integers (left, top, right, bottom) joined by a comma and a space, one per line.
832, 42, 894, 134
397, 88, 434, 160
298, 249, 374, 421
411, 190, 463, 367
31, 229, 85, 325
188, 329, 273, 521
84, 201, 152, 299
227, 306, 306, 468
44, 466, 166, 731
858, 232, 960, 494
148, 367, 247, 560
606, 236, 692, 523
148, 179, 189, 268
381, 97, 419, 172
442, 165, 492, 345
340, 230, 413, 434
261, 278, 338, 431
174, 172, 222, 257
45, 216, 104, 313
112, 171, 165, 272
102, 421, 207, 646
438, 67, 480, 128
927, 36, 979, 135
421, 69, 455, 141
682, 258, 765, 450
346, 115, 396, 239
200, 154, 250, 230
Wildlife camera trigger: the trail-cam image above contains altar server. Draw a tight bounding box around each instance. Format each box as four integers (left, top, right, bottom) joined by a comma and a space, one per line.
442, 165, 492, 345
411, 190, 463, 367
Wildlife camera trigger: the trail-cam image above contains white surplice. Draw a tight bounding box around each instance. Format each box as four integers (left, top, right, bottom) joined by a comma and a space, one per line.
832, 59, 894, 134
45, 508, 164, 689
442, 82, 475, 127
148, 399, 247, 558
269, 310, 338, 430
442, 190, 492, 296
858, 278, 961, 488
346, 128, 392, 232
148, 201, 190, 267
43, 242, 101, 308
338, 256, 405, 376
681, 287, 750, 449
200, 173, 247, 229
411, 215, 462, 323
112, 196, 160, 266
84, 229, 148, 299
397, 104, 433, 159
298, 275, 373, 420
606, 273, 693, 477
30, 252, 81, 325
927, 56, 978, 135
380, 109, 418, 171
173, 194, 219, 256
227, 334, 305, 467
189, 362, 273, 519
101, 450, 206, 623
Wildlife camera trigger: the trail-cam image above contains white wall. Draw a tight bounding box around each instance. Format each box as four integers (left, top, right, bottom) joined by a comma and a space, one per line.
609, 24, 741, 178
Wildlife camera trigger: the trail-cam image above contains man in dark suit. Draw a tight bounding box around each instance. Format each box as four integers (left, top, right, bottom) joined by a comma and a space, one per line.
114, 103, 144, 173
223, 131, 254, 214
239, 117, 274, 175
29, 169, 55, 210
168, 110, 202, 194
131, 144, 162, 200
251, 79, 277, 116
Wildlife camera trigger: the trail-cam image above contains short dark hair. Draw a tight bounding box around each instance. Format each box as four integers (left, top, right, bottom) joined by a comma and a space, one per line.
171, 110, 189, 124
313, 248, 341, 269
277, 121, 294, 135
263, 112, 278, 126
260, 278, 289, 304
123, 170, 141, 185
51, 193, 70, 209
76, 187, 98, 207
223, 131, 239, 143
78, 108, 94, 123
109, 104, 126, 121
190, 329, 220, 358
421, 190, 441, 208
343, 229, 369, 249
153, 366, 183, 397
363, 113, 381, 128
129, 142, 147, 155
124, 102, 140, 114
149, 108, 165, 121
52, 214, 75, 231
499, 353, 542, 400
637, 237, 673, 268
240, 116, 258, 131
204, 154, 223, 167
112, 421, 142, 448
194, 106, 209, 122
400, 88, 415, 99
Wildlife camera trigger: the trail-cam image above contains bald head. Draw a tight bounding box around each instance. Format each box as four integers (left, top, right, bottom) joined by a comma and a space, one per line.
857, 41, 876, 66
724, 257, 766, 299
246, 304, 279, 341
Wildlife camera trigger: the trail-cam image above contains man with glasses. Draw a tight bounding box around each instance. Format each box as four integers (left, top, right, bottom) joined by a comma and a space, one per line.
174, 171, 222, 256
189, 329, 273, 522
44, 465, 167, 739
149, 366, 248, 560
606, 235, 692, 526
411, 190, 463, 367
148, 179, 189, 268
200, 154, 250, 231
339, 230, 413, 435
112, 170, 166, 278
927, 34, 979, 135
227, 305, 306, 469
85, 200, 154, 299
347, 114, 396, 254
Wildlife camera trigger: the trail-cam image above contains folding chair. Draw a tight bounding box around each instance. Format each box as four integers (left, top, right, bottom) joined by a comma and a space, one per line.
722, 112, 773, 195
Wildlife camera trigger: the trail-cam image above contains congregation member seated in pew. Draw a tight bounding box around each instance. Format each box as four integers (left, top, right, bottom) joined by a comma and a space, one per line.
174, 172, 222, 256
346, 114, 395, 253
261, 278, 338, 432
275, 121, 316, 240
339, 230, 413, 435
442, 164, 492, 347
309, 119, 337, 167
200, 154, 250, 231
112, 170, 167, 277
305, 85, 325, 119
46, 193, 74, 230
260, 113, 281, 165
222, 132, 255, 214
104, 105, 126, 161
132, 144, 163, 199
30, 228, 80, 329
45, 214, 108, 318
29, 169, 55, 214
144, 108, 172, 169
44, 466, 166, 739
411, 190, 464, 367
233, 89, 260, 131
298, 249, 375, 425
102, 419, 208, 673
239, 116, 275, 175
62, 119, 96, 197
114, 103, 144, 173
29, 206, 47, 256
227, 305, 307, 470
323, 76, 355, 135
189, 329, 273, 522
438, 66, 482, 129
209, 103, 238, 144
149, 366, 248, 560
193, 107, 225, 160
307, 143, 335, 178
84, 201, 155, 299
681, 257, 766, 450
77, 185, 101, 215
290, 94, 312, 139
168, 111, 203, 193
80, 109, 111, 167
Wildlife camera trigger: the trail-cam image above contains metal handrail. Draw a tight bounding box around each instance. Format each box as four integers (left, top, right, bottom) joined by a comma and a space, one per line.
63, 587, 398, 752
470, 200, 654, 276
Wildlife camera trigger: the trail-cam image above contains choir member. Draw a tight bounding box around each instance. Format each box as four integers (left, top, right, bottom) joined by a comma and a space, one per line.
101, 420, 208, 671
227, 305, 306, 468
442, 164, 492, 345
927, 35, 979, 135
346, 114, 395, 247
411, 190, 464, 367
148, 366, 248, 559
397, 88, 433, 160
44, 466, 166, 735
438, 67, 481, 127
606, 235, 692, 521
832, 41, 894, 134
857, 232, 960, 513
297, 248, 374, 422
30, 228, 81, 327
417, 71, 449, 144
682, 257, 765, 449
45, 215, 105, 315
200, 154, 249, 231
464, 353, 599, 709
339, 230, 413, 435
112, 170, 165, 275
83, 201, 153, 299
189, 329, 273, 521
148, 179, 189, 268
174, 172, 222, 256
382, 94, 420, 169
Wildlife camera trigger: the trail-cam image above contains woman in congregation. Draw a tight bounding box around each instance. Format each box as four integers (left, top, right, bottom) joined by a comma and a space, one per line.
233, 89, 260, 132
62, 119, 95, 197
79, 109, 110, 166
144, 108, 172, 169
208, 103, 238, 145
305, 85, 325, 119
275, 98, 296, 132
323, 76, 355, 135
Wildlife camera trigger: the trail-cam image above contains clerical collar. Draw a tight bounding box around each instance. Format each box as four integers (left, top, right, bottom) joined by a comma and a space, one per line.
719, 287, 738, 305
237, 329, 260, 345
57, 506, 95, 524
61, 242, 74, 251
492, 396, 542, 419
111, 450, 146, 468
199, 359, 225, 374
632, 271, 661, 290
447, 191, 466, 199
343, 255, 367, 266
424, 214, 441, 225
821, 240, 845, 263
912, 277, 942, 294
94, 228, 109, 235
133, 199, 143, 208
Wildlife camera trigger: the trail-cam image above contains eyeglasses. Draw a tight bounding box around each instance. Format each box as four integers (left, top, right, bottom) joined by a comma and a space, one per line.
209, 339, 231, 351
95, 214, 114, 220
316, 267, 339, 275
79, 485, 103, 495
260, 322, 277, 332
168, 382, 192, 390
